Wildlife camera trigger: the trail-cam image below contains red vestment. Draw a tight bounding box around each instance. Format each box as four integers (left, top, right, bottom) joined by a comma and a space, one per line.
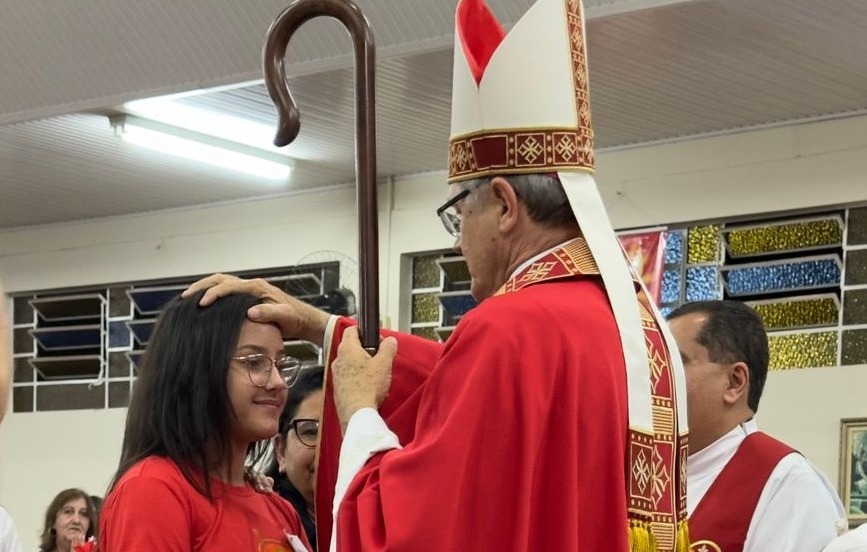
689, 433, 795, 552
316, 239, 683, 551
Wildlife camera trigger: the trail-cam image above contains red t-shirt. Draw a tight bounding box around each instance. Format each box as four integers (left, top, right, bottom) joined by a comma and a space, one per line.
100, 456, 311, 552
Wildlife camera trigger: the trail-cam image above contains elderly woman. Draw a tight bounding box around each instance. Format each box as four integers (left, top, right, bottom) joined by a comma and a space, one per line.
38, 489, 96, 552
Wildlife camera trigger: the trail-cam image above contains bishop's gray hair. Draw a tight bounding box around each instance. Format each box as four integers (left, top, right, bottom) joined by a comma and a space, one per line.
462, 174, 577, 228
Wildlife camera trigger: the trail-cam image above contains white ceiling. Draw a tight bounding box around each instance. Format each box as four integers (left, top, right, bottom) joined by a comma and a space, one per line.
1, 0, 866, 229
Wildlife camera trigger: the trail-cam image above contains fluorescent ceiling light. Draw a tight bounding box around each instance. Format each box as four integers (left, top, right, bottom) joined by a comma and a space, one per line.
113, 116, 292, 181
125, 90, 285, 154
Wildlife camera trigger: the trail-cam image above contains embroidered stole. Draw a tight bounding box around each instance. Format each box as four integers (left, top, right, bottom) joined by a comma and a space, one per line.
689, 432, 795, 552
496, 237, 688, 552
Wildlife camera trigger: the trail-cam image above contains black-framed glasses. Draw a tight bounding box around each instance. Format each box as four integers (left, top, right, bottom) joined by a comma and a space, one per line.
232, 353, 302, 387
289, 418, 320, 448
436, 188, 471, 238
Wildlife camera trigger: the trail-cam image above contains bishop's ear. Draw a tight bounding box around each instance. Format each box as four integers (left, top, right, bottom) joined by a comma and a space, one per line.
489, 177, 520, 231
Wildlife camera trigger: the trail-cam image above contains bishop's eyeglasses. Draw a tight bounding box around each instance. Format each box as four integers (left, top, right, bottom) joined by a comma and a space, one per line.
289, 418, 320, 448
436, 188, 471, 238
232, 353, 302, 387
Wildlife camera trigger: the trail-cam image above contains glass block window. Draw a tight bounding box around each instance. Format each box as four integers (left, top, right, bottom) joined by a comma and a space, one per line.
408, 251, 476, 341
749, 295, 839, 331
9, 263, 340, 412
842, 329, 867, 366
685, 266, 720, 302
687, 225, 721, 264
412, 254, 441, 289
767, 331, 838, 370
409, 253, 444, 339
406, 207, 866, 371
724, 217, 843, 257
845, 249, 867, 286
848, 207, 867, 246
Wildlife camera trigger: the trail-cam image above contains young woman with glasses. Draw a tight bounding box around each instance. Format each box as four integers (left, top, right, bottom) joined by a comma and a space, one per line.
99, 291, 312, 552
266, 366, 324, 550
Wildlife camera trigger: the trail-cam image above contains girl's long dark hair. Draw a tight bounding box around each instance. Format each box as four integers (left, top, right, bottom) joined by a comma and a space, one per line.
108, 291, 267, 500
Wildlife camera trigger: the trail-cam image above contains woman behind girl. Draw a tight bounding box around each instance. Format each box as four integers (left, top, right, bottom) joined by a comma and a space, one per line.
99, 291, 311, 551
266, 366, 324, 550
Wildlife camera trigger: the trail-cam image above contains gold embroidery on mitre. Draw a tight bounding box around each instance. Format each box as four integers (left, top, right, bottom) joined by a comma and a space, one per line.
516, 134, 545, 165
448, 128, 595, 182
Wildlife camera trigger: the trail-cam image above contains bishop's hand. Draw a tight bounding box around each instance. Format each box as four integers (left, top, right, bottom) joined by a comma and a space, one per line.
332, 327, 397, 433
182, 273, 331, 346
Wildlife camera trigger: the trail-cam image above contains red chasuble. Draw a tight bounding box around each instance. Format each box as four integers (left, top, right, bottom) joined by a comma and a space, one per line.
316, 238, 682, 551
689, 433, 795, 552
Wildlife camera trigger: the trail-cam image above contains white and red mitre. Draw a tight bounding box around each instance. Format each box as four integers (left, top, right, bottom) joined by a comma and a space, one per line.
448, 0, 593, 180
448, 0, 689, 550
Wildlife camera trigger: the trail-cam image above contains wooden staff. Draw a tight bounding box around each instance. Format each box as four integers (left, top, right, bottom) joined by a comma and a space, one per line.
263, 0, 379, 352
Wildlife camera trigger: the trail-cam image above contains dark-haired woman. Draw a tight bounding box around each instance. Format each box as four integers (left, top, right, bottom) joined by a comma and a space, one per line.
99, 292, 311, 552
266, 366, 324, 550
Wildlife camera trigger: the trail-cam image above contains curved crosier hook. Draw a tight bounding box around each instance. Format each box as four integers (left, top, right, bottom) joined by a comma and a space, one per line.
263, 0, 379, 352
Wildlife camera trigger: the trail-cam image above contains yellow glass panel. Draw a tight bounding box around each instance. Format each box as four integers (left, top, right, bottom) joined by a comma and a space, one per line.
768, 331, 837, 370
751, 297, 838, 330
412, 255, 441, 289
412, 293, 440, 324
411, 326, 438, 341
726, 218, 842, 257
687, 225, 720, 264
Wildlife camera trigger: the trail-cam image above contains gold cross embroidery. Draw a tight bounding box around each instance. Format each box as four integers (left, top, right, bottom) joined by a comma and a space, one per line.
519, 261, 557, 284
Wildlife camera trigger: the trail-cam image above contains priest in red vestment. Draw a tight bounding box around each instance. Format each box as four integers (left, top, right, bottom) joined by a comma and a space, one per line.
186, 0, 690, 550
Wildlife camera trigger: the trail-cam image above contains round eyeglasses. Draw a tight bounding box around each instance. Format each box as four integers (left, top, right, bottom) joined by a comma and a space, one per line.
232, 353, 302, 387
289, 418, 320, 448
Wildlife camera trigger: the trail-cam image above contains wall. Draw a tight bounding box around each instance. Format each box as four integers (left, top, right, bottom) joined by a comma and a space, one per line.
2, 114, 867, 549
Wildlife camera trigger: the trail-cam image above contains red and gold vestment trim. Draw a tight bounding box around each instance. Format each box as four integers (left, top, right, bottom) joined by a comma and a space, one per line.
497, 237, 688, 552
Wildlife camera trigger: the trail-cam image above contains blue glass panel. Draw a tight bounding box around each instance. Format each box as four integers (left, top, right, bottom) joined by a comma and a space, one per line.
725, 258, 841, 297
664, 231, 684, 265
127, 350, 145, 369
437, 293, 478, 318
128, 288, 183, 316
126, 320, 156, 346
109, 320, 131, 348
686, 266, 719, 302
31, 326, 101, 350
662, 269, 681, 304
659, 305, 674, 319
